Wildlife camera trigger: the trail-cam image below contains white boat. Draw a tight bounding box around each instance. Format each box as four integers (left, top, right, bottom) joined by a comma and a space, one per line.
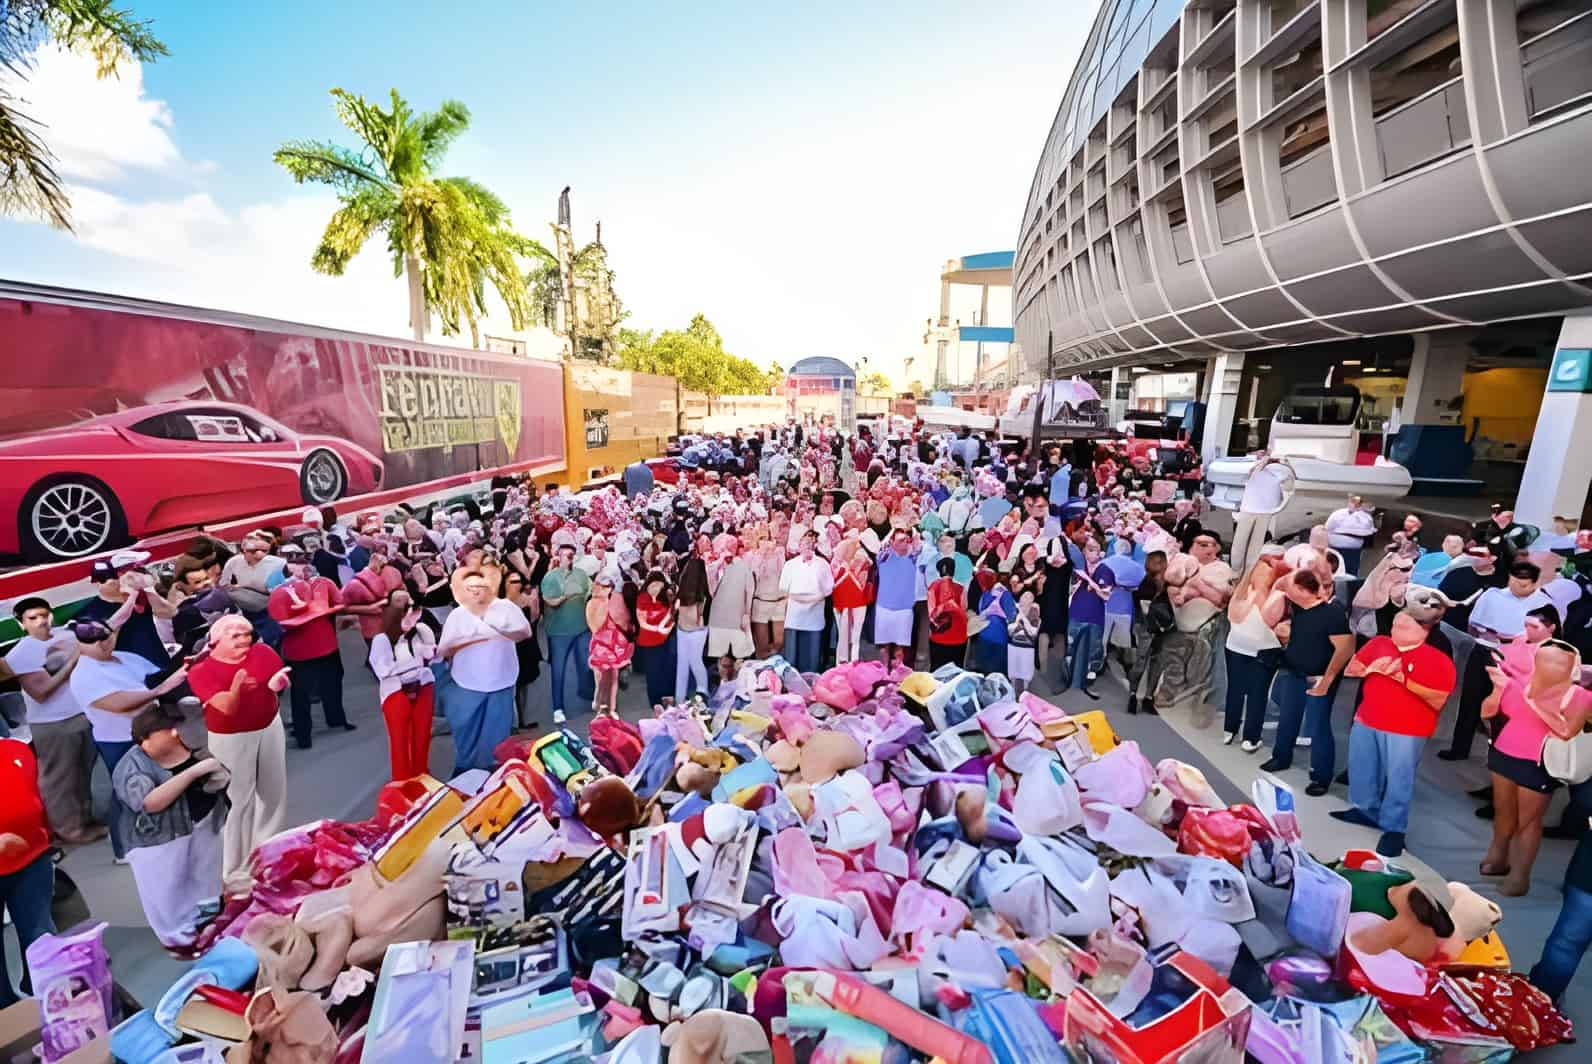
998, 378, 1109, 439
1205, 386, 1412, 540
917, 404, 997, 434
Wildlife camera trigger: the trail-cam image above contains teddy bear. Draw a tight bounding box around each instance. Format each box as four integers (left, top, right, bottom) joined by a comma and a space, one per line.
1349, 881, 1456, 963
1435, 881, 1503, 962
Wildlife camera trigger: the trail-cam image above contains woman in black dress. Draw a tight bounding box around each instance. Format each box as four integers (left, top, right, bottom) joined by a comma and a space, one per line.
1038, 538, 1073, 683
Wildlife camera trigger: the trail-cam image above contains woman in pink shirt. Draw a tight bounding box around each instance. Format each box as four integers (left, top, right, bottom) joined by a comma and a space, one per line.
1481, 640, 1592, 895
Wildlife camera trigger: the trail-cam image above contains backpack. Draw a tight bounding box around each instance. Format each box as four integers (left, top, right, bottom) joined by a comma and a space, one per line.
1145, 591, 1176, 636
589, 715, 644, 776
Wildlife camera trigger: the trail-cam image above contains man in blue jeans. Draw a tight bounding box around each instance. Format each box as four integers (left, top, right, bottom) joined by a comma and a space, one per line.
1330, 610, 1456, 857
1531, 780, 1592, 1003
1, 736, 55, 1006
1261, 569, 1353, 796
540, 545, 593, 725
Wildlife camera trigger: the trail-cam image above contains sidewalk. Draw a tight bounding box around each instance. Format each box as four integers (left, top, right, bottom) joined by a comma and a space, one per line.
35, 628, 1589, 1053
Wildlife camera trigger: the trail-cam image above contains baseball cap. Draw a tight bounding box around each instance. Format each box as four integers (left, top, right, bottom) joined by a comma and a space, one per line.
90, 548, 151, 583
69, 619, 114, 644
302, 507, 324, 526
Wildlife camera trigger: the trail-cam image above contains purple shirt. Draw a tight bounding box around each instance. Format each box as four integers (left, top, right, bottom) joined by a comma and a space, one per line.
1070, 562, 1116, 627
876, 548, 918, 611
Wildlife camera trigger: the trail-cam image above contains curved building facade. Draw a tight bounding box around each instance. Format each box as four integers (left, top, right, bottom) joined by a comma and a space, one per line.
1013, 0, 1592, 372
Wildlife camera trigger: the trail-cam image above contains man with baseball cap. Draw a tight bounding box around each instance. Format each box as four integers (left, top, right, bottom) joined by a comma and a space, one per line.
74, 550, 173, 669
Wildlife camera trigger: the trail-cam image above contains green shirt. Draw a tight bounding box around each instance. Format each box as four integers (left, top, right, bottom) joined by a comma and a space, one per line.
541, 567, 592, 636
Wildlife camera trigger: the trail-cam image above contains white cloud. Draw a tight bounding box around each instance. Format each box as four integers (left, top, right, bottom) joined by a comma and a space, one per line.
0, 44, 181, 183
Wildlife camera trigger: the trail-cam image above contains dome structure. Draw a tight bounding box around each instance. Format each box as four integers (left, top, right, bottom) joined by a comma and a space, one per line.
786, 356, 857, 380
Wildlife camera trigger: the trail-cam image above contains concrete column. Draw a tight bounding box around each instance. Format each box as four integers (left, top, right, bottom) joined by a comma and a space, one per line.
1399, 332, 1470, 426
1108, 366, 1124, 427
1201, 352, 1246, 463
1516, 313, 1592, 528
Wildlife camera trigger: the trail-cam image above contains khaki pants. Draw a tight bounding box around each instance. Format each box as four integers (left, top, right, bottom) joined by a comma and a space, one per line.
1230, 512, 1272, 575
30, 714, 97, 837
208, 716, 288, 886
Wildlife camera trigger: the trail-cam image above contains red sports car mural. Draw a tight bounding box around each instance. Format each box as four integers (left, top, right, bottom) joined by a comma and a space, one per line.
0, 401, 383, 562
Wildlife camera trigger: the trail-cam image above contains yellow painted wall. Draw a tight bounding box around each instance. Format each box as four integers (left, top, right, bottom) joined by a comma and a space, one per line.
1462, 367, 1546, 445
557, 364, 678, 487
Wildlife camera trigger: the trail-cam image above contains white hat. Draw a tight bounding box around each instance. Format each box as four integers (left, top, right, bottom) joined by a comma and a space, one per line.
302, 507, 324, 526
109, 549, 151, 569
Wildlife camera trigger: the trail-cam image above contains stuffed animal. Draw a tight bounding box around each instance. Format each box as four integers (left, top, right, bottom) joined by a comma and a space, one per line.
577, 776, 644, 838
660, 1009, 771, 1064
1349, 881, 1455, 962
1436, 881, 1503, 961
798, 729, 865, 784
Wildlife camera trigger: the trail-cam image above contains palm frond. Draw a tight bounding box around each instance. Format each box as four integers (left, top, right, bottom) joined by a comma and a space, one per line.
38, 0, 168, 76
309, 183, 395, 275
0, 88, 71, 228
272, 139, 389, 192
329, 87, 400, 171
415, 98, 470, 173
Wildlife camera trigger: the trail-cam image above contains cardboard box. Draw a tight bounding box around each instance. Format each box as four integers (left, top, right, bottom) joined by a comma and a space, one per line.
0, 1000, 110, 1064
1063, 951, 1252, 1064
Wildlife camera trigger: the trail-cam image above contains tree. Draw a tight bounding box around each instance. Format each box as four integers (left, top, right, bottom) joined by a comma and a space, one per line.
615, 313, 768, 398
908, 378, 928, 397
528, 237, 624, 360
764, 360, 785, 392
860, 370, 893, 395
274, 88, 547, 344
1, 0, 167, 228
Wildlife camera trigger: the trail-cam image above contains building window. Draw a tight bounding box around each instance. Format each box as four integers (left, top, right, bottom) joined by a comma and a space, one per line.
1519, 0, 1592, 120
1279, 100, 1337, 217
1213, 161, 1252, 242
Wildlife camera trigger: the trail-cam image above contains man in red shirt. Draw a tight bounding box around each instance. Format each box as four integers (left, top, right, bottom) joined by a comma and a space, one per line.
267, 554, 353, 750
1, 737, 55, 1007
1331, 609, 1457, 857
186, 615, 291, 891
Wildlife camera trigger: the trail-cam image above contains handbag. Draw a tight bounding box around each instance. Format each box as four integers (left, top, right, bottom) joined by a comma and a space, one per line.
1542, 725, 1592, 784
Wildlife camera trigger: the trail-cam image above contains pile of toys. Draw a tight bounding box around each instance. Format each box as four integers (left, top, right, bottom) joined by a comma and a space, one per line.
21, 657, 1573, 1063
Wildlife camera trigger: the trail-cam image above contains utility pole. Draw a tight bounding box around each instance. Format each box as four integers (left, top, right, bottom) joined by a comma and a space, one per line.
1030, 329, 1053, 458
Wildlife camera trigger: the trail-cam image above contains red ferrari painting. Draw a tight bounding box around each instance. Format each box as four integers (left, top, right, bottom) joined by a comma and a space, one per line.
0, 401, 384, 561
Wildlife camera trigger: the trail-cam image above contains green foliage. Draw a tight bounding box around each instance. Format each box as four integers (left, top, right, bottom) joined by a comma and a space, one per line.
860, 370, 893, 394
274, 88, 550, 344
1, 0, 168, 228
615, 314, 772, 398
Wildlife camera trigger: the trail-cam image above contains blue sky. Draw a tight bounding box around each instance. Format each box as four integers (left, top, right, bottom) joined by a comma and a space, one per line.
0, 0, 1091, 384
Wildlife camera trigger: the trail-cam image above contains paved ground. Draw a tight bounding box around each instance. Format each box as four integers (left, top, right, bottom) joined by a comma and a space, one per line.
16, 624, 1588, 1054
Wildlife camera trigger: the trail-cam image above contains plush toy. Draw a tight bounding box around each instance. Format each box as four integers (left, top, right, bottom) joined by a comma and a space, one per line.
1436, 881, 1503, 961
798, 729, 865, 784
577, 776, 644, 838
1348, 882, 1455, 963
660, 1009, 771, 1064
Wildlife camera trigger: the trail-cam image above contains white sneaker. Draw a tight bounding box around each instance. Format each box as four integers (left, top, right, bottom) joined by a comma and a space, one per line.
1297, 736, 1312, 747
112, 855, 130, 866
552, 710, 567, 726
1222, 731, 1236, 745
1241, 740, 1262, 753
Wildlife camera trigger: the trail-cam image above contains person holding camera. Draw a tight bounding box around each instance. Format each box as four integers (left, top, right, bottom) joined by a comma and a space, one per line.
67, 613, 190, 864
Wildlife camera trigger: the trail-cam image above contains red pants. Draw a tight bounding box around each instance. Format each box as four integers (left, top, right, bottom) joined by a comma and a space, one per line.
381, 685, 434, 780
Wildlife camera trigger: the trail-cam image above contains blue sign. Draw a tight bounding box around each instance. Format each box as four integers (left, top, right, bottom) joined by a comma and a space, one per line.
1549, 348, 1592, 393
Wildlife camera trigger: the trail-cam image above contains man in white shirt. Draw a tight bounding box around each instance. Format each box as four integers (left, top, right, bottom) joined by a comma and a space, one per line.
67, 615, 190, 861
779, 529, 833, 674
437, 566, 530, 773
1325, 496, 1378, 576
5, 598, 103, 845
1231, 452, 1292, 574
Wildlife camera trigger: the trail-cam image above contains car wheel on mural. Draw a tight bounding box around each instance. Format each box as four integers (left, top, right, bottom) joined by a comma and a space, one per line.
20, 475, 130, 562
299, 448, 347, 505
1, 400, 384, 563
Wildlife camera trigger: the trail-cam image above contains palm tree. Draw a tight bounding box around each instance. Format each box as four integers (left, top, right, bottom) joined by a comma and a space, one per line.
274, 88, 548, 344
1, 0, 166, 229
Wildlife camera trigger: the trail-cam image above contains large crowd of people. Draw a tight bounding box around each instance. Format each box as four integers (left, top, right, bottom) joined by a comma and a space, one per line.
4, 413, 1592, 1013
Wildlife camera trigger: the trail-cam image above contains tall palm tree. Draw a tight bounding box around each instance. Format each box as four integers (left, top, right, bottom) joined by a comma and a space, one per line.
1, 0, 166, 229
274, 88, 549, 344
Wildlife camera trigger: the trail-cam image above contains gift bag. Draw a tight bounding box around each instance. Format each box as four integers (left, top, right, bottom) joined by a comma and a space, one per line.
1286, 849, 1350, 959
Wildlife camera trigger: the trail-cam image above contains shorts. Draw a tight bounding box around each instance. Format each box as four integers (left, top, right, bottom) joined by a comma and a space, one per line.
707, 626, 756, 660
1007, 645, 1036, 682
752, 597, 787, 625
875, 607, 914, 646
1488, 746, 1558, 793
